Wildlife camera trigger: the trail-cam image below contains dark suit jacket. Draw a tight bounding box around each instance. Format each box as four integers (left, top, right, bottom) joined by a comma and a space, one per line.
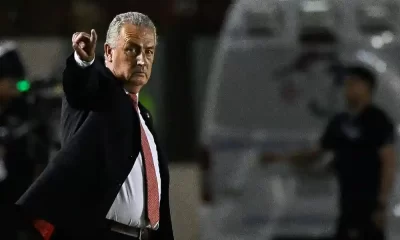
16, 54, 174, 239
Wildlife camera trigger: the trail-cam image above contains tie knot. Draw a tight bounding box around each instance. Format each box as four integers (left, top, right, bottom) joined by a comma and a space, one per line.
130, 93, 138, 103
129, 93, 139, 110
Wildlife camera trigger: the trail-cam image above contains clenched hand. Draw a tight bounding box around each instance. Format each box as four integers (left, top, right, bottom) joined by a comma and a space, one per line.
72, 29, 97, 62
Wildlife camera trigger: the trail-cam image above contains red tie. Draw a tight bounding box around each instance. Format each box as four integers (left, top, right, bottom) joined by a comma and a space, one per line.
130, 94, 160, 227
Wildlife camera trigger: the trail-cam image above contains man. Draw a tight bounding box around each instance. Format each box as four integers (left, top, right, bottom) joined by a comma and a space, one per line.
262, 66, 396, 240
0, 41, 49, 240
16, 12, 174, 240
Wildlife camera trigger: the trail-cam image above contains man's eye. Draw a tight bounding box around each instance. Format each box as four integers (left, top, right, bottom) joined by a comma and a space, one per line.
145, 50, 154, 55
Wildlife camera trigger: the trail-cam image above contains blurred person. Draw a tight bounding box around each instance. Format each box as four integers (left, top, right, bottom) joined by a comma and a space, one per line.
262, 66, 396, 240
16, 12, 174, 240
70, 0, 105, 33
0, 41, 49, 240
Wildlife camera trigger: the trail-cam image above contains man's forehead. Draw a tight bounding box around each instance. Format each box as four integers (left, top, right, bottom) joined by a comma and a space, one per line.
120, 24, 155, 45
345, 75, 362, 81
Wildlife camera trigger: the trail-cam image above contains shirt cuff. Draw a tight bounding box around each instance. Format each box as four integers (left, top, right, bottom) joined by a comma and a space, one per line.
74, 51, 95, 68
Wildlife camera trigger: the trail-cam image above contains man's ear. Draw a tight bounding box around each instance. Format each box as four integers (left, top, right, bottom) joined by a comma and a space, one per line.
104, 43, 113, 62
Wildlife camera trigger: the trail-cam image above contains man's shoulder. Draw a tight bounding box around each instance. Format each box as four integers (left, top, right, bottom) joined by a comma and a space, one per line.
369, 105, 388, 116
367, 105, 393, 125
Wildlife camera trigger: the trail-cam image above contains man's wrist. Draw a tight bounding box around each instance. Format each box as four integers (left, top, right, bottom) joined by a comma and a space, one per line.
74, 51, 95, 68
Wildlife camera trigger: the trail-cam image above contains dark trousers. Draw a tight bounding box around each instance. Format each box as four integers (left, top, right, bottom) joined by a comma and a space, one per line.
50, 226, 152, 240
104, 231, 141, 240
335, 218, 384, 240
335, 204, 384, 240
51, 231, 142, 240
335, 195, 385, 240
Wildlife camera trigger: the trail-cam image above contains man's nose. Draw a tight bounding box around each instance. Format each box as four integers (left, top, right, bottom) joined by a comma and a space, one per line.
136, 53, 144, 66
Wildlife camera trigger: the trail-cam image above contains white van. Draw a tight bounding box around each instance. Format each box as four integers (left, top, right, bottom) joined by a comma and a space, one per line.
199, 0, 400, 239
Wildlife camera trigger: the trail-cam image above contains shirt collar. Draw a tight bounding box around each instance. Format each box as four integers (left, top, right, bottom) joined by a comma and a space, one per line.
124, 89, 139, 99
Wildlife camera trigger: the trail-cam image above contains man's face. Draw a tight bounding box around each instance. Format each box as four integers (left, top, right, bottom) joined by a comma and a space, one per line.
344, 75, 371, 107
105, 24, 156, 93
0, 78, 20, 100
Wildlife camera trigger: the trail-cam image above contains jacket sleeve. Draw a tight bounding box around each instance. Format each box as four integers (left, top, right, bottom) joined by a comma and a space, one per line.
151, 132, 174, 240
153, 184, 175, 240
62, 53, 110, 110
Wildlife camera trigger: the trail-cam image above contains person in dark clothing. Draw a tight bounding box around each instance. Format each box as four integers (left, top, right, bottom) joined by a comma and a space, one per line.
0, 41, 49, 240
262, 66, 396, 240
16, 12, 174, 240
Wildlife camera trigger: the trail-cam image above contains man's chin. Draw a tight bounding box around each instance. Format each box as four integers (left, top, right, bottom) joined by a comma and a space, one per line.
128, 77, 148, 86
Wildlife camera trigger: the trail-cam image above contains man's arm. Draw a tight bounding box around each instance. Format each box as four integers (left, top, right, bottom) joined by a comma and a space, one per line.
378, 144, 396, 208
371, 143, 396, 229
62, 30, 109, 110
262, 117, 337, 164
152, 183, 174, 240
288, 116, 338, 162
74, 51, 94, 68
287, 146, 325, 162
376, 113, 397, 208
262, 146, 325, 163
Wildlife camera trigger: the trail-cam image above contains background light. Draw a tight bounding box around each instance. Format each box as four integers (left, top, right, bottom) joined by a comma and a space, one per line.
16, 79, 30, 92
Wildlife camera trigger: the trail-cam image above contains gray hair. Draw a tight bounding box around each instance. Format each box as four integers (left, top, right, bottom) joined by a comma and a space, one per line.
105, 12, 157, 48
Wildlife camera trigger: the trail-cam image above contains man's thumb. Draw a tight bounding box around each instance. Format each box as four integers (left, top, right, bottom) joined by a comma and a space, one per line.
90, 29, 97, 44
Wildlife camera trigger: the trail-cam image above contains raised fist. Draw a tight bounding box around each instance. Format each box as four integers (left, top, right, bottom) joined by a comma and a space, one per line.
72, 29, 97, 62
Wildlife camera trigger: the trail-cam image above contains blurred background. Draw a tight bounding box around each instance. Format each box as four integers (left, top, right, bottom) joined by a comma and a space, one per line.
2, 0, 400, 239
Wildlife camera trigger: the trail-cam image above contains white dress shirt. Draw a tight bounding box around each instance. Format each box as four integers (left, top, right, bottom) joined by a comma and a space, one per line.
74, 52, 161, 229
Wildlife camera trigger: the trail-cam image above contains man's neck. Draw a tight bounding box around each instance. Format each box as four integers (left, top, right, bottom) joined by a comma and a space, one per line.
123, 82, 141, 94
348, 101, 370, 115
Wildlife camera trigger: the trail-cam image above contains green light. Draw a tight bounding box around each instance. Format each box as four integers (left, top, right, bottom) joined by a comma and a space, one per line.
16, 80, 30, 92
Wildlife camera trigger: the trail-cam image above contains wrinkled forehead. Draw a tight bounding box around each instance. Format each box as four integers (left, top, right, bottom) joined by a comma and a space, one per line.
118, 24, 156, 47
